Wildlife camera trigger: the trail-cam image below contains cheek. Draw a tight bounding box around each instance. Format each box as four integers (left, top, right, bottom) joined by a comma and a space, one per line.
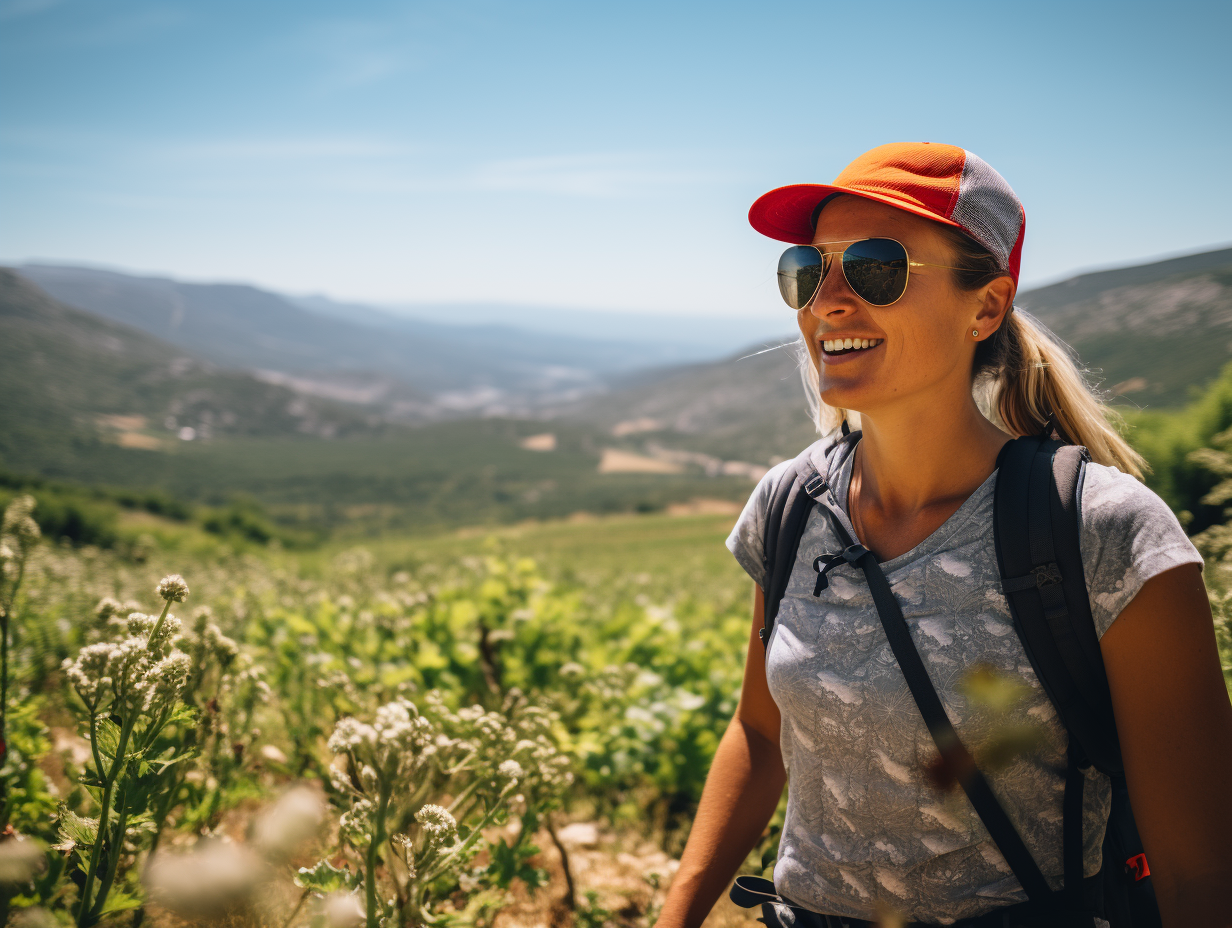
797, 313, 820, 365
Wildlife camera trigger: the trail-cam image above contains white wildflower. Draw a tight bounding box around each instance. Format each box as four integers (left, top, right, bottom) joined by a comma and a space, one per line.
146, 651, 192, 706
252, 786, 325, 860
156, 574, 189, 603
498, 759, 524, 782
328, 717, 377, 754
144, 840, 264, 916
203, 624, 239, 662
338, 800, 374, 844
321, 891, 365, 928
94, 597, 125, 622
62, 643, 117, 704
1, 495, 40, 556
414, 804, 457, 848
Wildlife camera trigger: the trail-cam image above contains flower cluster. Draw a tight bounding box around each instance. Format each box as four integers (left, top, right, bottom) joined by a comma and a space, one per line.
60, 583, 194, 716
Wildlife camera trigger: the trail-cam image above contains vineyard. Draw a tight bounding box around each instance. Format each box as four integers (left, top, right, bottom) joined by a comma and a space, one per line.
3, 369, 1232, 927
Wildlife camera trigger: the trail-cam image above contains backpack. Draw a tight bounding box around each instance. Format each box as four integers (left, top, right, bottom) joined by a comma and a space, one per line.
757, 427, 1160, 927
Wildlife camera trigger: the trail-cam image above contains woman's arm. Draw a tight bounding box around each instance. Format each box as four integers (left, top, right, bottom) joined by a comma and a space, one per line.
655, 584, 786, 928
1100, 563, 1232, 928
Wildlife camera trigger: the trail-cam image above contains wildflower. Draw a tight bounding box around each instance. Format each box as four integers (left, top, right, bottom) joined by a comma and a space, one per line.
144, 840, 264, 917
146, 651, 192, 706
127, 611, 182, 651
252, 786, 325, 860
1, 495, 40, 556
321, 891, 365, 928
94, 597, 125, 622
203, 623, 239, 662
62, 642, 119, 704
498, 759, 524, 782
559, 661, 586, 678
156, 574, 190, 603
328, 717, 377, 753
414, 804, 458, 848
339, 800, 374, 844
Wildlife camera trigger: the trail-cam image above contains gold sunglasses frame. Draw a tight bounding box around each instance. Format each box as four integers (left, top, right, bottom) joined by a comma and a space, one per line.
780, 237, 972, 310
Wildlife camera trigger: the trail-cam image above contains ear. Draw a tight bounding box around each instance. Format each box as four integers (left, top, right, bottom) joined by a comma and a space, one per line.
973, 275, 1015, 337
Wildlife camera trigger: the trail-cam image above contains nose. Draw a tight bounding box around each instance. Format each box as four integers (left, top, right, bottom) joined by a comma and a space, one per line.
805, 259, 859, 320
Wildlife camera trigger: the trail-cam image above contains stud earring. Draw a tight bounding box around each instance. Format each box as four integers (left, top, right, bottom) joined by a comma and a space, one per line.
972, 329, 979, 337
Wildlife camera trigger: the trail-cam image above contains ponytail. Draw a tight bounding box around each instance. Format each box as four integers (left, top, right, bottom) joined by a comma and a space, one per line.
978, 309, 1145, 480
795, 226, 1146, 480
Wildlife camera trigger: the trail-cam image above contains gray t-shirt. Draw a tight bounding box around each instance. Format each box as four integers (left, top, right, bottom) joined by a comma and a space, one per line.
726, 438, 1202, 922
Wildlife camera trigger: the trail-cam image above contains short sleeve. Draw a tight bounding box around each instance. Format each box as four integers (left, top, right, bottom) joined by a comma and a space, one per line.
1079, 462, 1204, 639
725, 459, 794, 589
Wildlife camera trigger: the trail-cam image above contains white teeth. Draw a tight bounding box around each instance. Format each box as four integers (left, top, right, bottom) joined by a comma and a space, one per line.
823, 337, 882, 353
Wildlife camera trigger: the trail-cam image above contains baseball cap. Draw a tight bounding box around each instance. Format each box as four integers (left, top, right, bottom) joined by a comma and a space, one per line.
748, 142, 1026, 285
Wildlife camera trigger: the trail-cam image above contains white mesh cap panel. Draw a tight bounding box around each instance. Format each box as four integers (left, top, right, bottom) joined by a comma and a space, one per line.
951, 151, 1023, 269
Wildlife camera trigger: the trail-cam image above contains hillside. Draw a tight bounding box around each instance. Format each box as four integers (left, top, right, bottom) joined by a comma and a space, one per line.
566, 246, 1232, 463
1018, 246, 1232, 406
16, 264, 756, 419
0, 269, 379, 478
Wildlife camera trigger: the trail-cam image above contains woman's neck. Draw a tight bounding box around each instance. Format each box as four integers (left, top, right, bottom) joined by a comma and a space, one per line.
852, 390, 1010, 526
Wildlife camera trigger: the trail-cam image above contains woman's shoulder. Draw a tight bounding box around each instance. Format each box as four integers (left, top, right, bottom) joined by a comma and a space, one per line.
1078, 461, 1203, 638
725, 436, 846, 588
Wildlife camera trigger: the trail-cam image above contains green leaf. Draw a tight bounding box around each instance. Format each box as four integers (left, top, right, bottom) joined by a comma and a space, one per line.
95, 719, 122, 760
295, 859, 359, 893
98, 888, 144, 915
57, 805, 98, 847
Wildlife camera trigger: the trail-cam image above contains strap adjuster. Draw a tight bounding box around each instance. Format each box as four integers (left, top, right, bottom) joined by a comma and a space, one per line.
1032, 563, 1062, 588
802, 474, 827, 496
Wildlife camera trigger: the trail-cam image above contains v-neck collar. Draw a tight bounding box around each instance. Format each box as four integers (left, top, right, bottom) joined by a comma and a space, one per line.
829, 437, 999, 573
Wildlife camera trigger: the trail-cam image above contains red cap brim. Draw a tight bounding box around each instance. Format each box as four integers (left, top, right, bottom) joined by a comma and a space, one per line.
748, 183, 966, 245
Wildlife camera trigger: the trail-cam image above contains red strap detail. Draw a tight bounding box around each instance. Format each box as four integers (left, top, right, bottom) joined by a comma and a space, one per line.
1125, 853, 1150, 881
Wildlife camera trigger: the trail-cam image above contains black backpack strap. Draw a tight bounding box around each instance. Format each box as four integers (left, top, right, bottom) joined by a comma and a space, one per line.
993, 437, 1122, 775
760, 430, 858, 649
800, 471, 1056, 905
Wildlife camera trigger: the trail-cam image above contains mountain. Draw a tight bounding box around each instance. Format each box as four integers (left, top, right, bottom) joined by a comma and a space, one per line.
17, 264, 791, 420
565, 246, 1232, 463
0, 269, 380, 479
294, 294, 791, 363
1018, 246, 1232, 406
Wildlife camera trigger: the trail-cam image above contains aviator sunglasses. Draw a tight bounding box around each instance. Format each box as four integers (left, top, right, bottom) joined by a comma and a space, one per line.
777, 238, 970, 309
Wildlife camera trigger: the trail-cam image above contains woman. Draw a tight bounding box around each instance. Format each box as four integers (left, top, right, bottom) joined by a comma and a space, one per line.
654, 144, 1232, 927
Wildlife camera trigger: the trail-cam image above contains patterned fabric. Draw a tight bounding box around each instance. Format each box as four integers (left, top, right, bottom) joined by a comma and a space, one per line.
726, 441, 1202, 922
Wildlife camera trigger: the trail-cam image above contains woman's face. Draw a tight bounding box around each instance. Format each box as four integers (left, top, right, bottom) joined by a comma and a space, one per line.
798, 195, 1003, 417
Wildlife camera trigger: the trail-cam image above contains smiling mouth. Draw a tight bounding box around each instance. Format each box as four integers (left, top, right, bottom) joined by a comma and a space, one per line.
822, 337, 883, 356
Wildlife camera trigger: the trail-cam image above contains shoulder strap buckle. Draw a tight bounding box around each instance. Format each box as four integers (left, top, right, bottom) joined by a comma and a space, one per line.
1032, 563, 1063, 588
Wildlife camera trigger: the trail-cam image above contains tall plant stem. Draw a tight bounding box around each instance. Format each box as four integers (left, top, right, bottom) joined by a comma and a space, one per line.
0, 561, 26, 830
366, 784, 393, 928
89, 773, 132, 921
145, 600, 173, 647
76, 716, 134, 927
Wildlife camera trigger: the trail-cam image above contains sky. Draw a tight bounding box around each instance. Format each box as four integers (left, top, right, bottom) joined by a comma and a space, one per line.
2, 0, 1230, 325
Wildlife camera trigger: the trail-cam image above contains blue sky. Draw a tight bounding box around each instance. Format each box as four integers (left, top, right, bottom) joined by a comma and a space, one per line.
2, 0, 1229, 323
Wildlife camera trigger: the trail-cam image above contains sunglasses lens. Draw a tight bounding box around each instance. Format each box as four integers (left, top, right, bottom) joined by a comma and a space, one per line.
842, 238, 909, 306
777, 246, 827, 310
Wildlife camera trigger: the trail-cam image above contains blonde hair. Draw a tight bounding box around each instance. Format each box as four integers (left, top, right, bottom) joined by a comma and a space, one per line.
797, 227, 1146, 480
